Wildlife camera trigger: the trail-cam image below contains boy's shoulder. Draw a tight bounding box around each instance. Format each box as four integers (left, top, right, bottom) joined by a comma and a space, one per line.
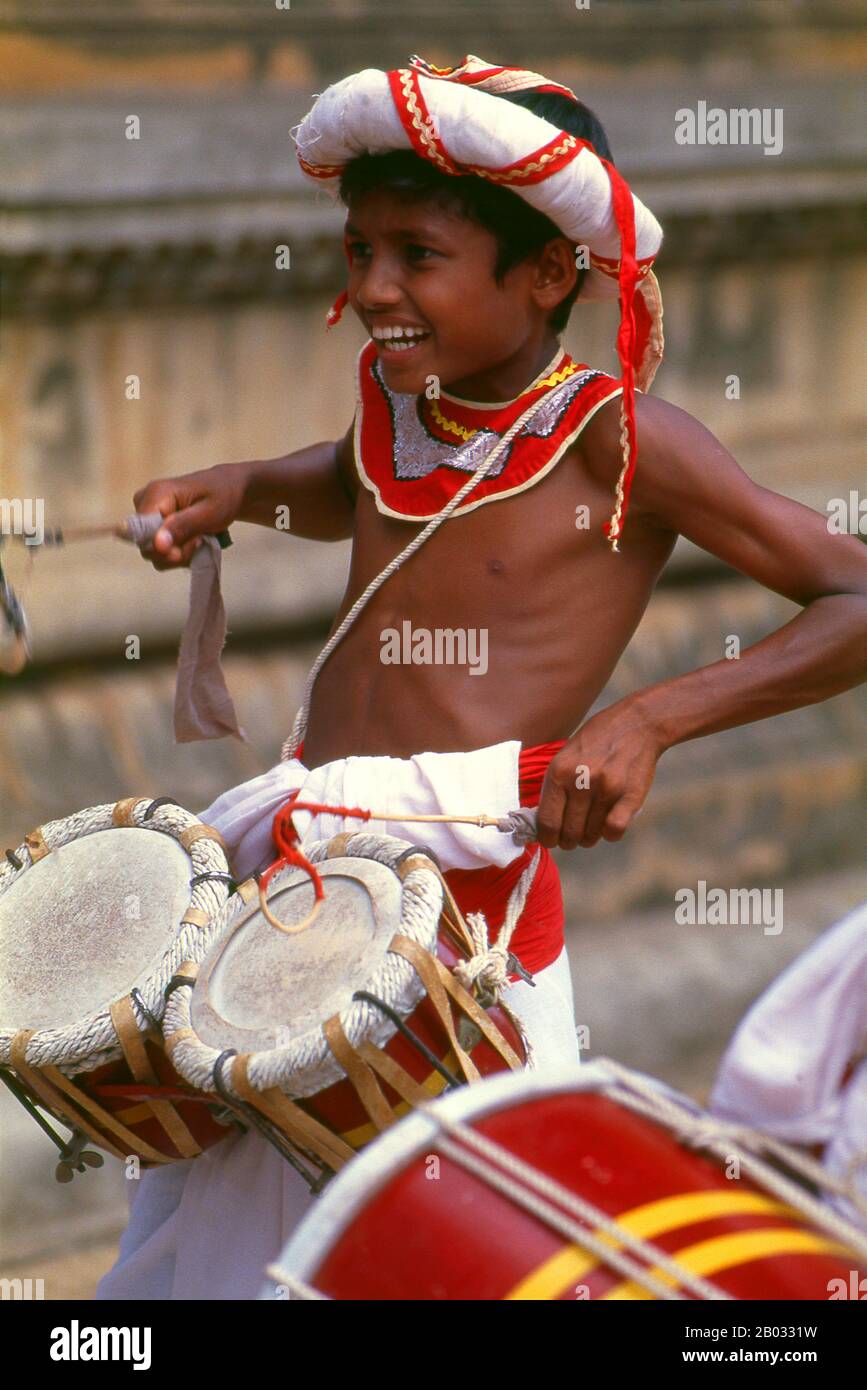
573, 388, 716, 512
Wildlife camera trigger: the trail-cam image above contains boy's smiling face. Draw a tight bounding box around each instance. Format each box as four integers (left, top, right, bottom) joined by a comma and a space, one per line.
344, 190, 576, 401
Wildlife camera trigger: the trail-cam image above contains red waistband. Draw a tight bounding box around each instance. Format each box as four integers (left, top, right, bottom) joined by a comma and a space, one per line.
445, 739, 567, 979
518, 739, 567, 806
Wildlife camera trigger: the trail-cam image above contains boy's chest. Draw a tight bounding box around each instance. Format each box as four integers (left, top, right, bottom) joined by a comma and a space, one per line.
350, 448, 626, 603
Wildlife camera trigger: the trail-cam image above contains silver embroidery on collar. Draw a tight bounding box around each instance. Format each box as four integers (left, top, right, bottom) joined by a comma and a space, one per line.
371, 356, 604, 481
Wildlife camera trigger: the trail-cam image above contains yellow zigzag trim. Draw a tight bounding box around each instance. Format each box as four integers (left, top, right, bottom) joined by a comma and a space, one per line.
428, 362, 581, 441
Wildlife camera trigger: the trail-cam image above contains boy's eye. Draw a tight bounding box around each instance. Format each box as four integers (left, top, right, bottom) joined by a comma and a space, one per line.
345, 240, 437, 265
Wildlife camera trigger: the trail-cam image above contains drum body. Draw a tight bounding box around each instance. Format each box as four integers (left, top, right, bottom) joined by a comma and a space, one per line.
0, 798, 235, 1169
262, 1064, 867, 1301
165, 833, 527, 1177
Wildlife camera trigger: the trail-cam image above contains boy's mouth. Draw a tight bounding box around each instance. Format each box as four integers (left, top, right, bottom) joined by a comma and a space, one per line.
370, 323, 432, 356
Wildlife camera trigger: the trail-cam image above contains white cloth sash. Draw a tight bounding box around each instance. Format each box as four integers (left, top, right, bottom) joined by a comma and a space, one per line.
201, 739, 524, 882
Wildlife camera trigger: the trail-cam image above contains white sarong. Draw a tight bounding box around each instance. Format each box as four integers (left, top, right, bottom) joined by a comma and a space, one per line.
96, 742, 580, 1300
709, 899, 867, 1229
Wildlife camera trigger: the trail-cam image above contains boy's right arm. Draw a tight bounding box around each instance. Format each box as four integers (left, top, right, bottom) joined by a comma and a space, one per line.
135, 422, 358, 570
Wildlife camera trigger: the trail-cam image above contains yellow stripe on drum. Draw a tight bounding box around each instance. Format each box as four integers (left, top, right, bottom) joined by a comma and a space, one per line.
505, 1190, 793, 1301
115, 1103, 155, 1126
604, 1228, 849, 1300
339, 1052, 457, 1150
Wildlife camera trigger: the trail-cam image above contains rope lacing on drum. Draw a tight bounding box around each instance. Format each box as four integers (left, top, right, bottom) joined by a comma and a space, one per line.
422, 1105, 732, 1301
599, 1058, 867, 1258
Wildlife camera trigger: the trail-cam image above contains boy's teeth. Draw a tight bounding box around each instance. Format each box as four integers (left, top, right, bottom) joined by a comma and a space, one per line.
377, 329, 429, 352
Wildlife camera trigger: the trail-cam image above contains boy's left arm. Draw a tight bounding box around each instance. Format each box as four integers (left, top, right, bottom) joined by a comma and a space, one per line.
538, 395, 867, 851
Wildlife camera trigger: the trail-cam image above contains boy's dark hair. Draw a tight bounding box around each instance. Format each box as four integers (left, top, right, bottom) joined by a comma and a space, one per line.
338, 90, 614, 334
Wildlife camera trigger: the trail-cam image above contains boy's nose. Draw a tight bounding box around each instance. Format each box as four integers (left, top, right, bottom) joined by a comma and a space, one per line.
355, 263, 403, 311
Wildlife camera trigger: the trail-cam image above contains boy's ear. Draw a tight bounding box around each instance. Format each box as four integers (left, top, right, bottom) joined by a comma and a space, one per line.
532, 237, 579, 313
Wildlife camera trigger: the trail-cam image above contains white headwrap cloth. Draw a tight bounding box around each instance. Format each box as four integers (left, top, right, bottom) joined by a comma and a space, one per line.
293, 61, 663, 313
292, 55, 665, 549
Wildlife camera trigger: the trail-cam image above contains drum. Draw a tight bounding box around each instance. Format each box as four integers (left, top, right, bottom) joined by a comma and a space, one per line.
260, 1061, 867, 1301
164, 831, 527, 1185
0, 797, 236, 1175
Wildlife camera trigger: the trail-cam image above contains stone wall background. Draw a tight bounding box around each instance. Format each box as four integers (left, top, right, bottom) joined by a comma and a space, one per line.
0, 0, 865, 1297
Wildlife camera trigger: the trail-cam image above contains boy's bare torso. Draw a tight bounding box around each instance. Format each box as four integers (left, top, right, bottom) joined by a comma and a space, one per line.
302, 400, 675, 766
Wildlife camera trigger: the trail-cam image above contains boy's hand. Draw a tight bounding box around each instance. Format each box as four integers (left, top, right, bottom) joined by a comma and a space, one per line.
133, 464, 246, 571
536, 702, 664, 850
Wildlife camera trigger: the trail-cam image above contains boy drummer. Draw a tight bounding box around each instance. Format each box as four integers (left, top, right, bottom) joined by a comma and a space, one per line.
99, 57, 867, 1299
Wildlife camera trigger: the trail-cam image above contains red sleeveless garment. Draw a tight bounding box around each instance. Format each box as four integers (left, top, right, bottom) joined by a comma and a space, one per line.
352, 339, 622, 520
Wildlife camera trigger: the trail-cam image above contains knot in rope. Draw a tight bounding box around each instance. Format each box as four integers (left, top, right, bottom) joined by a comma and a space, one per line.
452, 850, 541, 1000
495, 808, 538, 846
453, 910, 511, 997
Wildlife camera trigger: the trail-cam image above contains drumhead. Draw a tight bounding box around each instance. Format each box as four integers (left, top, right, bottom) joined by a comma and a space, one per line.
0, 828, 192, 1030
167, 833, 445, 1101
0, 798, 232, 1075
191, 857, 403, 1053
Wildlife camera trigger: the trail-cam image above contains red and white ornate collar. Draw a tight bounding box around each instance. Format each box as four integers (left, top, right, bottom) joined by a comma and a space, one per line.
353, 340, 623, 522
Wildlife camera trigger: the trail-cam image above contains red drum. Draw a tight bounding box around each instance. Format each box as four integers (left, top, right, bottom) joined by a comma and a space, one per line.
262, 1064, 867, 1300
0, 797, 236, 1174
164, 832, 526, 1183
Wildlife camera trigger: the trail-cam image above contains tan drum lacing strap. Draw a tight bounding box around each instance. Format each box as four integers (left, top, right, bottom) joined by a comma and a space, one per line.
355, 1041, 435, 1110
112, 797, 142, 827
324, 833, 356, 860
394, 853, 475, 956
10, 1028, 171, 1165
180, 824, 229, 854
23, 827, 49, 862
389, 933, 524, 1075
323, 1016, 396, 1133
180, 907, 210, 930
230, 1054, 356, 1172
110, 996, 202, 1160
385, 936, 480, 1083
171, 961, 201, 989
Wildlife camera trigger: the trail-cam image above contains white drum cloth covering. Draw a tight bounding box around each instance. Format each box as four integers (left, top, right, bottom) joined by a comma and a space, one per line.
709, 899, 867, 1228
96, 741, 581, 1301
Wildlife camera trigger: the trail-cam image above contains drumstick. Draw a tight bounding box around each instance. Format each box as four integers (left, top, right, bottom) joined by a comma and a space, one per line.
294, 806, 537, 836
33, 515, 233, 549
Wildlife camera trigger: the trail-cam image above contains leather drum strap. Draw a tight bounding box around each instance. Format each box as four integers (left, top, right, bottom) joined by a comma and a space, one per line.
388, 933, 481, 1083
355, 1040, 436, 1109
9, 1028, 165, 1164
110, 996, 202, 1159
23, 827, 50, 863
323, 1015, 396, 1133
112, 798, 142, 827
231, 1054, 356, 1171
180, 908, 210, 930
430, 962, 525, 1072
180, 824, 228, 854
394, 854, 475, 957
